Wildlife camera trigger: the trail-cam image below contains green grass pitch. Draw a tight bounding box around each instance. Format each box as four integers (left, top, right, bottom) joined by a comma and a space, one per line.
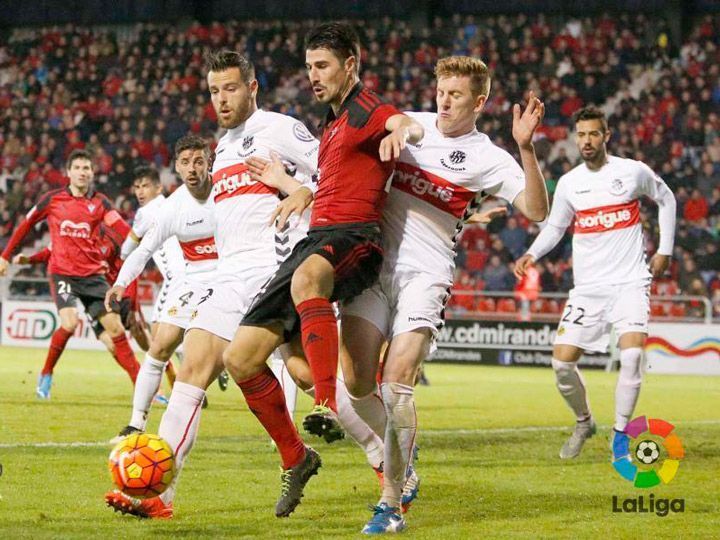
0, 347, 718, 538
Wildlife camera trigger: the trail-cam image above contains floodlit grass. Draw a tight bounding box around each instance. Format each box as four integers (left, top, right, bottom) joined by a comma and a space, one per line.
0, 347, 718, 538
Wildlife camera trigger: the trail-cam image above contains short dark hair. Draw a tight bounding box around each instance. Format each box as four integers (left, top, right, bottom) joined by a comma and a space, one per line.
304, 22, 361, 72
204, 50, 255, 83
66, 149, 93, 170
132, 165, 160, 185
174, 134, 209, 158
573, 106, 608, 133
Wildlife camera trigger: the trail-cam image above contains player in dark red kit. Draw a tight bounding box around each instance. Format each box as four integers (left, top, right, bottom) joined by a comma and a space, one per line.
15, 217, 149, 383
220, 22, 423, 515
0, 149, 141, 399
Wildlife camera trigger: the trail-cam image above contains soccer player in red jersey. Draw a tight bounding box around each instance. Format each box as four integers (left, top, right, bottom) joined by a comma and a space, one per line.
0, 149, 140, 399
219, 22, 423, 499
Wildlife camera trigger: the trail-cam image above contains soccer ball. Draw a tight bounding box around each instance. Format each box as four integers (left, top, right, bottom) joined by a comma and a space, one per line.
635, 440, 660, 465
108, 433, 175, 498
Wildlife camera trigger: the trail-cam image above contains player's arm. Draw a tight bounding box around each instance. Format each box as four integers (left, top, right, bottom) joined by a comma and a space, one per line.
13, 246, 51, 265
0, 195, 51, 276
120, 231, 141, 260
514, 181, 574, 279
246, 153, 310, 196
380, 113, 424, 162
510, 91, 549, 222
640, 165, 677, 278
105, 216, 170, 311
465, 207, 508, 224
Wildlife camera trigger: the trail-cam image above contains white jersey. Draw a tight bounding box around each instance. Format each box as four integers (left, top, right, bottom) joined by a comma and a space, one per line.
383, 112, 525, 279
211, 109, 318, 276
530, 156, 675, 287
131, 194, 185, 282
115, 184, 217, 287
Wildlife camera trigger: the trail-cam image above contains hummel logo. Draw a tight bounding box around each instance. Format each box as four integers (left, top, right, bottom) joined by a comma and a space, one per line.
305, 333, 322, 345
186, 219, 204, 226
575, 189, 591, 194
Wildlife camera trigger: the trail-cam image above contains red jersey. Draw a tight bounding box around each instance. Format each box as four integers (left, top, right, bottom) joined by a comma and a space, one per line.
2, 187, 122, 277
311, 83, 400, 228
26, 218, 138, 304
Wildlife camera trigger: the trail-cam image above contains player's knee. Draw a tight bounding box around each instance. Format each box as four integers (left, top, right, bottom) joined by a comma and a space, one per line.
149, 342, 174, 361
61, 318, 79, 333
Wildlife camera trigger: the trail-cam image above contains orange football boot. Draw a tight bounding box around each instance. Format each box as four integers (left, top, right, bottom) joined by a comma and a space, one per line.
105, 490, 173, 519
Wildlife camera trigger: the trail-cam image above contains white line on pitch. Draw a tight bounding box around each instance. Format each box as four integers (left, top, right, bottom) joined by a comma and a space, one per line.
1, 419, 718, 449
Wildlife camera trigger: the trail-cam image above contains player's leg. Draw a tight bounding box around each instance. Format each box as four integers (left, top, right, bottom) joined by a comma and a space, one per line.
271, 349, 298, 420
290, 254, 338, 413
224, 323, 320, 517
127, 305, 151, 352
39, 275, 81, 398
120, 323, 184, 435
615, 332, 646, 432
97, 310, 140, 383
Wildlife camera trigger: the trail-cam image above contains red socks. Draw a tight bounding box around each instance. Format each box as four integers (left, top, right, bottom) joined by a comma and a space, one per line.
111, 334, 140, 383
296, 297, 338, 411
41, 327, 73, 375
237, 367, 306, 469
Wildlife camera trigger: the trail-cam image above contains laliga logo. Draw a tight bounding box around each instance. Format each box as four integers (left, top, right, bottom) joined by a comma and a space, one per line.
214, 170, 257, 195
395, 169, 454, 202
5, 309, 57, 340
611, 416, 685, 517
59, 220, 91, 238
576, 209, 632, 230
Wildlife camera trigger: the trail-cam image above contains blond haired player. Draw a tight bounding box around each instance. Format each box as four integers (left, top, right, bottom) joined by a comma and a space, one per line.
340, 56, 549, 533
515, 106, 676, 459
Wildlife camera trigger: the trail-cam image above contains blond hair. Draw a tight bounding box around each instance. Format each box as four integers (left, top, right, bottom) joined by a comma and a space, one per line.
435, 56, 491, 98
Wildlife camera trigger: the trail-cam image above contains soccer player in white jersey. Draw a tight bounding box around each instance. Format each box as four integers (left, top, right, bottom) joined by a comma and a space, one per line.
122, 166, 185, 331
105, 50, 322, 520
515, 106, 676, 459
338, 56, 549, 534
104, 135, 218, 448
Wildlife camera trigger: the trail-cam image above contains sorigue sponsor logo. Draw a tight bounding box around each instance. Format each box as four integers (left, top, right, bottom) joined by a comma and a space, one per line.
573, 200, 639, 234
394, 167, 454, 202
59, 220, 91, 238
576, 208, 632, 230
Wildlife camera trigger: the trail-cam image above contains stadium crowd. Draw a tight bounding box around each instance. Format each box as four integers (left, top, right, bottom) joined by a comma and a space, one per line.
0, 13, 718, 318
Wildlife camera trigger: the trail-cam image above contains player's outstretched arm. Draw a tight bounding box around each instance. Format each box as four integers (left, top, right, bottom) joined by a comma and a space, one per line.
646, 171, 677, 278
104, 285, 126, 313
514, 254, 536, 279
379, 114, 424, 162
511, 91, 549, 222
268, 187, 314, 230
466, 206, 508, 224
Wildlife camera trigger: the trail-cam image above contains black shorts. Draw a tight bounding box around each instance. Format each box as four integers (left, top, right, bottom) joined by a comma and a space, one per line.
50, 273, 114, 321
241, 223, 383, 340
88, 297, 134, 339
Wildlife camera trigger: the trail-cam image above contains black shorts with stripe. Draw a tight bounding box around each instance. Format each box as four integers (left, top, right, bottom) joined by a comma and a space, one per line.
50, 273, 114, 321
89, 297, 134, 338
241, 223, 383, 341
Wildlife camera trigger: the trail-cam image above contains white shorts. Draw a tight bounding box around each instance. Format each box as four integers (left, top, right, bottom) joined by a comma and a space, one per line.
342, 265, 451, 340
187, 268, 275, 342
151, 276, 183, 323
156, 279, 212, 330
555, 279, 651, 353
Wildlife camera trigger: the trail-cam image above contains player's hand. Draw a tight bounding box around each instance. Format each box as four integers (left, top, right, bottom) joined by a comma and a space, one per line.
104, 285, 126, 313
0, 256, 8, 276
514, 254, 536, 279
512, 91, 545, 150
379, 128, 409, 162
466, 207, 508, 224
649, 253, 670, 278
269, 187, 313, 231
246, 153, 290, 191
11, 254, 30, 265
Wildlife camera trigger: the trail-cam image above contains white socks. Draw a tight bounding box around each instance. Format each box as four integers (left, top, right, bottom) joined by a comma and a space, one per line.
335, 379, 384, 469
270, 353, 298, 419
347, 384, 387, 440
552, 358, 591, 422
158, 381, 206, 504
615, 347, 643, 431
380, 382, 417, 509
129, 354, 166, 430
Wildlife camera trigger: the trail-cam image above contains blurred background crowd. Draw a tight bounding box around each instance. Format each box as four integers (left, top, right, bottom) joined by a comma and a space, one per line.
0, 10, 718, 318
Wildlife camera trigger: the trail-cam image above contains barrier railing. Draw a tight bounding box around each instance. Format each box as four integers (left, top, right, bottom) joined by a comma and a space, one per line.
445, 290, 714, 324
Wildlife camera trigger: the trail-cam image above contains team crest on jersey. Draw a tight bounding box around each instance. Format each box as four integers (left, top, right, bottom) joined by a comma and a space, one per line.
293, 123, 315, 142
87, 203, 96, 212
558, 326, 566, 336
610, 178, 627, 195
242, 136, 254, 150
168, 306, 178, 316
440, 150, 467, 172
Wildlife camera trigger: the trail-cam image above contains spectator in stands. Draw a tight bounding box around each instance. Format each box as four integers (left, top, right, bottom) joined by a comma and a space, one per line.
482, 255, 513, 291
499, 216, 528, 259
